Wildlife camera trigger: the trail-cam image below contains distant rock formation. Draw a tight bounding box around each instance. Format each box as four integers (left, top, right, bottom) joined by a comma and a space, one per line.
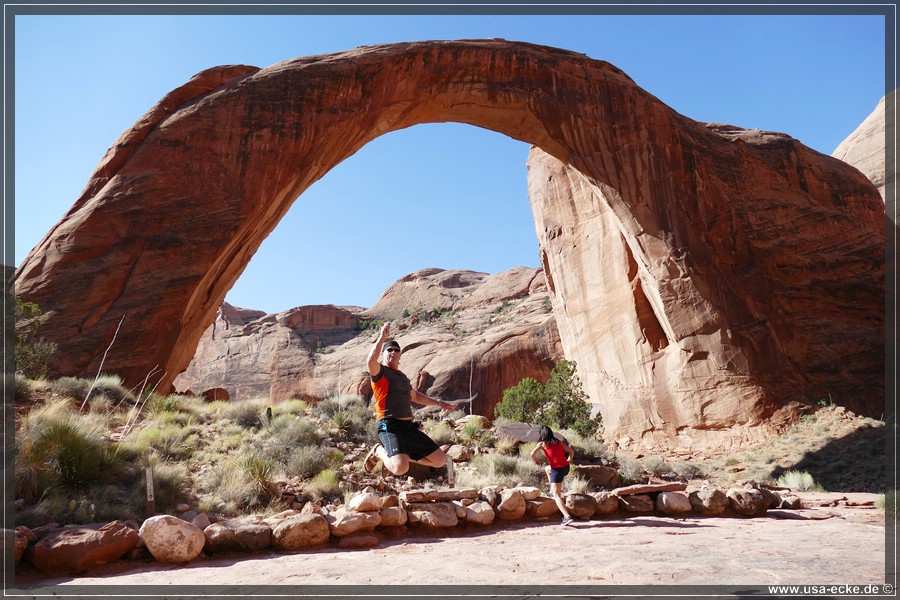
174, 267, 562, 418
14, 40, 884, 450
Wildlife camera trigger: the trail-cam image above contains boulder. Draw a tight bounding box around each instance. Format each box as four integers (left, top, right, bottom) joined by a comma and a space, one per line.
139, 515, 205, 564
406, 502, 459, 528
326, 508, 382, 537
618, 494, 655, 513
656, 491, 693, 515
727, 487, 771, 517
565, 493, 597, 519
25, 521, 138, 575
509, 486, 543, 501
378, 506, 408, 528
203, 519, 272, 553
464, 501, 497, 525
271, 514, 330, 550
591, 491, 620, 515
347, 492, 383, 513
526, 498, 561, 519
496, 489, 527, 521
689, 486, 730, 516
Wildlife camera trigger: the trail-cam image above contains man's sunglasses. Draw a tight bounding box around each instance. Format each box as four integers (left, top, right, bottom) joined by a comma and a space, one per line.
385, 348, 401, 353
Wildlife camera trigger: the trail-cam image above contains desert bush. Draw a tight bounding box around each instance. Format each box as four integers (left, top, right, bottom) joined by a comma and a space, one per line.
303, 469, 343, 502
16, 404, 127, 498
198, 460, 259, 517
51, 377, 93, 402
88, 373, 136, 406
673, 461, 705, 481
287, 445, 340, 479
618, 457, 647, 485
459, 417, 495, 446
775, 469, 825, 492
556, 429, 612, 462
565, 474, 593, 494
14, 296, 57, 379
642, 456, 673, 478
273, 399, 310, 416
470, 451, 543, 488
494, 436, 521, 456
239, 451, 280, 498
315, 394, 362, 419
223, 398, 269, 429
422, 419, 455, 446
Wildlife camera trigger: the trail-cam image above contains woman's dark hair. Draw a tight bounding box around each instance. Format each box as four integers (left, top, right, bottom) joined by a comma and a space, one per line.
539, 425, 558, 444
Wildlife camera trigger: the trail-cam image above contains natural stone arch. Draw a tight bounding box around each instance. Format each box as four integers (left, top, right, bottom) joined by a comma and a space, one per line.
15, 40, 884, 446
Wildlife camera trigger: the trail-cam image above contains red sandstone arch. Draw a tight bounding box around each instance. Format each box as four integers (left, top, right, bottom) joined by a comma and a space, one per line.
15, 40, 884, 444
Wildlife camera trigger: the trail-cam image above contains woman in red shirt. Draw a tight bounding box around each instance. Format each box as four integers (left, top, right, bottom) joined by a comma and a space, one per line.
530, 425, 576, 526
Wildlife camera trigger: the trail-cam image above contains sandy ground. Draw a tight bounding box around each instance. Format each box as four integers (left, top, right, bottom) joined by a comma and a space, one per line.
11, 493, 894, 598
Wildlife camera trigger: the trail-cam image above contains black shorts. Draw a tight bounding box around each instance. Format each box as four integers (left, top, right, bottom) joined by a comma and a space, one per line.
377, 418, 440, 461
549, 464, 570, 483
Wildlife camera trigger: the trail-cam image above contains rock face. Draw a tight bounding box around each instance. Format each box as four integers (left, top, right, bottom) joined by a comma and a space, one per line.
528, 135, 883, 448
174, 267, 561, 417
832, 94, 889, 202
14, 40, 884, 450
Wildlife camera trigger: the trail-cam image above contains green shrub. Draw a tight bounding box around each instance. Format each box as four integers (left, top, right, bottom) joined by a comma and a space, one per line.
14, 296, 57, 379
16, 405, 126, 497
470, 452, 543, 488
239, 451, 280, 497
494, 360, 602, 438
459, 418, 495, 446
303, 469, 343, 502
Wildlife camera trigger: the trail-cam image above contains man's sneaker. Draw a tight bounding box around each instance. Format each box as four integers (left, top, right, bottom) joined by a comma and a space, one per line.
445, 458, 455, 487
560, 515, 575, 527
363, 443, 383, 474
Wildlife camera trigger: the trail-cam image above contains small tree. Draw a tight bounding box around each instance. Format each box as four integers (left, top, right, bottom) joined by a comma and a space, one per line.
494, 377, 545, 423
15, 296, 57, 379
494, 360, 602, 438
540, 360, 601, 438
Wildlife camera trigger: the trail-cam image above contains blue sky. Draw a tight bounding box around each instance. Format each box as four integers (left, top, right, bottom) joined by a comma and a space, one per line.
12, 11, 887, 314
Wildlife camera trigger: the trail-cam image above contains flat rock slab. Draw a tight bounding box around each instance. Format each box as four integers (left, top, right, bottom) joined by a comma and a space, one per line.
613, 482, 688, 496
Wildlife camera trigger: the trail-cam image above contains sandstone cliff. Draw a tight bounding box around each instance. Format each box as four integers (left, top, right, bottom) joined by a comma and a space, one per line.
832, 93, 890, 203
173, 267, 562, 418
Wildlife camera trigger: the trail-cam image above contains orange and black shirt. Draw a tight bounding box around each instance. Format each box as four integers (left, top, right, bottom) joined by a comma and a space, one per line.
370, 364, 414, 420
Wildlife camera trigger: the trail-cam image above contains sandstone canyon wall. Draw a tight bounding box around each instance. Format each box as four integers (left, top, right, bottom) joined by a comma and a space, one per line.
173, 267, 562, 419
14, 40, 885, 450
